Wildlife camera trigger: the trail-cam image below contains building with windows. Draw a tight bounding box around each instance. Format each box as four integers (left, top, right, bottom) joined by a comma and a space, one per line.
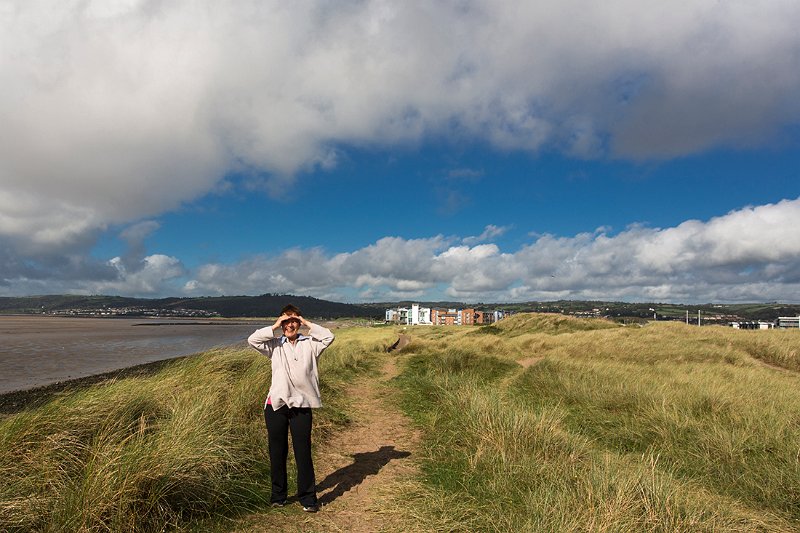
387, 305, 510, 326
386, 304, 432, 325
477, 310, 508, 323
430, 308, 458, 325
460, 308, 477, 325
777, 316, 800, 329
730, 321, 774, 330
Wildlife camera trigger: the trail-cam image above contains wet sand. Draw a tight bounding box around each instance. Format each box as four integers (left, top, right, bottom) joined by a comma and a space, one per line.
0, 315, 260, 396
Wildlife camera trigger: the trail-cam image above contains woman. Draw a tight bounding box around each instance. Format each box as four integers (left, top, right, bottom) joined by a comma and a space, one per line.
247, 304, 335, 512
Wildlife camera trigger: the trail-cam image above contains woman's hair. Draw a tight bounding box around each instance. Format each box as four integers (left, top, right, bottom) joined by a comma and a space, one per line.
280, 304, 301, 316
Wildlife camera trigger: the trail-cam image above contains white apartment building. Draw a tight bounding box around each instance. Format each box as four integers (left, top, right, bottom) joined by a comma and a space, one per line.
391, 304, 432, 325
490, 310, 508, 322
387, 304, 511, 326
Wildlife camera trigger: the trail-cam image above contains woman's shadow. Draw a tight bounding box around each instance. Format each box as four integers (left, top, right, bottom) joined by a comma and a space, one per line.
317, 445, 411, 505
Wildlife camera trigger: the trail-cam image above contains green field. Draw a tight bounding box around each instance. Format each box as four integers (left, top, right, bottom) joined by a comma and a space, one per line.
1, 315, 799, 531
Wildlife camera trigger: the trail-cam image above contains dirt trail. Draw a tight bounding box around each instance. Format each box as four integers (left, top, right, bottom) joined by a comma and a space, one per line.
386, 334, 410, 352
231, 350, 420, 533
752, 357, 798, 375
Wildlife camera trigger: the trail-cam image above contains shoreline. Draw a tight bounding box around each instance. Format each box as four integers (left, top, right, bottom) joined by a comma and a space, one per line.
0, 318, 346, 416
0, 356, 189, 416
0, 316, 259, 399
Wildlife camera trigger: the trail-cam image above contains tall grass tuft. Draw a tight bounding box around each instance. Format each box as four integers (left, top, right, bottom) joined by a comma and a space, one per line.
0, 326, 395, 532
391, 315, 800, 532
481, 312, 620, 337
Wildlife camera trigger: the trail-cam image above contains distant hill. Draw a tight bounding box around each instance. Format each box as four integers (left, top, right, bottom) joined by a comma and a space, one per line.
2, 295, 799, 322
0, 294, 382, 319
162, 295, 380, 318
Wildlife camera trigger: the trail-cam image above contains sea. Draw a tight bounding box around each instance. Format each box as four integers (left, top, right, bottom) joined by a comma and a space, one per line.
0, 315, 261, 394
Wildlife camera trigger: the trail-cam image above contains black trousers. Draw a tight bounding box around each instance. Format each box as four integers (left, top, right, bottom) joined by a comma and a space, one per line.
264, 404, 317, 506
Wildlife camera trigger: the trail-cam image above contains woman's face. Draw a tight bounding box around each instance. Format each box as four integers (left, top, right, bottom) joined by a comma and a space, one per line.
281, 316, 302, 339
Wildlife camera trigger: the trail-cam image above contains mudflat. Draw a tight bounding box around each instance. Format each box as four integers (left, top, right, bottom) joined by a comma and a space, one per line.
0, 315, 259, 395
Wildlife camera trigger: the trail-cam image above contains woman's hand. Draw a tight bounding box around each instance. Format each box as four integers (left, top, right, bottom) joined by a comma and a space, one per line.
272, 314, 312, 330
272, 313, 293, 329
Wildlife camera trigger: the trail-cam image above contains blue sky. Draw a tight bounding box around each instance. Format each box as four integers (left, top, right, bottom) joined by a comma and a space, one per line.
103, 145, 797, 263
2, 1, 800, 303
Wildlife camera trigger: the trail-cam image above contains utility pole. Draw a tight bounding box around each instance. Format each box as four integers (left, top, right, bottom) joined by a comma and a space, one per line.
698, 310, 701, 326
686, 310, 689, 325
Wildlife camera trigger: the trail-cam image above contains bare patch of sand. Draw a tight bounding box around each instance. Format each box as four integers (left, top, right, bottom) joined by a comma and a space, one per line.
517, 356, 543, 368
386, 334, 410, 352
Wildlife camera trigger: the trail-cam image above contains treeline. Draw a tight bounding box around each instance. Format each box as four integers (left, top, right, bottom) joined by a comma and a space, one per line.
0, 294, 381, 319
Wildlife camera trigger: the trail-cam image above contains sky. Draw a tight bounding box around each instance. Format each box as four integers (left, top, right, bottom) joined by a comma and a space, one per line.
1, 0, 799, 304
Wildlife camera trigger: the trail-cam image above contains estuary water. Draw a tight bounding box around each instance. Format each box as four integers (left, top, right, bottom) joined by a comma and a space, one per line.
0, 316, 261, 394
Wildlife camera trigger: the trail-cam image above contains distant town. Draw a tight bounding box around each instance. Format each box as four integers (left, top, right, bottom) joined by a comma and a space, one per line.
731, 317, 800, 329
42, 306, 221, 318
2, 294, 800, 328
386, 303, 800, 330
385, 304, 512, 326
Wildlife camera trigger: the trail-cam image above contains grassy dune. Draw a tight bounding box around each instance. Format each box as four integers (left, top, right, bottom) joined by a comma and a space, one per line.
392, 314, 800, 532
0, 327, 394, 532
3, 315, 799, 532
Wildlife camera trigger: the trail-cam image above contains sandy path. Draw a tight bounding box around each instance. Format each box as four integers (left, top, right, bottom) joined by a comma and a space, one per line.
386, 334, 410, 352
231, 351, 420, 533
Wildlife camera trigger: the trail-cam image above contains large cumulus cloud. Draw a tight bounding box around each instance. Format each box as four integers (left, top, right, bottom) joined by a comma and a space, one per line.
184, 200, 800, 303
3, 1, 800, 246
3, 200, 800, 301
0, 0, 800, 299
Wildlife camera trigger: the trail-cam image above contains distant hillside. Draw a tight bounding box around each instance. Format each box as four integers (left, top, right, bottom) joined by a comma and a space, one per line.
162, 295, 380, 318
0, 294, 382, 319
2, 295, 799, 321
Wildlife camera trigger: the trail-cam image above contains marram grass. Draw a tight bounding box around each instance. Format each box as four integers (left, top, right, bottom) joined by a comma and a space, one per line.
0, 326, 394, 532
391, 316, 800, 532
4, 316, 800, 532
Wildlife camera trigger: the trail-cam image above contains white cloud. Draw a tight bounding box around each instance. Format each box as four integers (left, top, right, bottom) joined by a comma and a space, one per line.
185, 236, 449, 297
0, 252, 185, 297
3, 200, 800, 302
2, 2, 800, 299
180, 199, 800, 303
462, 224, 511, 245
2, 0, 800, 253
98, 254, 187, 295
